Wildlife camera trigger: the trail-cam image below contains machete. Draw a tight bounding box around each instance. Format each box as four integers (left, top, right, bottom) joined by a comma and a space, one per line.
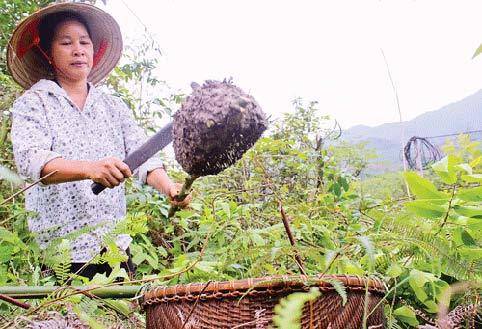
91, 122, 173, 195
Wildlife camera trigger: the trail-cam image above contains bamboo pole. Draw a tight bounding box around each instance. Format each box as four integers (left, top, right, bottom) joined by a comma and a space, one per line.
0, 285, 141, 299
381, 49, 411, 198
415, 138, 424, 176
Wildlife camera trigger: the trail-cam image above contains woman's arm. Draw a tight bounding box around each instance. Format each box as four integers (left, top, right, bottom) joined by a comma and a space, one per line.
11, 94, 62, 181
40, 157, 132, 187
42, 158, 191, 206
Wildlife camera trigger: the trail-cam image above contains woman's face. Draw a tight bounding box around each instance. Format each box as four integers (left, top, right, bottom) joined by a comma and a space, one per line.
50, 20, 93, 83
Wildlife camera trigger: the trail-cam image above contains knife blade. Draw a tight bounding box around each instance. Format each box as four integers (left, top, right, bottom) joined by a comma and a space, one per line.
91, 121, 173, 195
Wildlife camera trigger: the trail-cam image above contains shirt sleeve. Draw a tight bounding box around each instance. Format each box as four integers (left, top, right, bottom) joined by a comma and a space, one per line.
114, 96, 164, 184
10, 92, 62, 181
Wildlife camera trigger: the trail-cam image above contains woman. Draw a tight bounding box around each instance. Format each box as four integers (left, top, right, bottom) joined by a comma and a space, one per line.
7, 2, 190, 279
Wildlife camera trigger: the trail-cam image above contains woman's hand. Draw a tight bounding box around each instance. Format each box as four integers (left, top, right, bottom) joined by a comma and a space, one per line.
86, 157, 132, 188
146, 168, 192, 207
168, 182, 192, 208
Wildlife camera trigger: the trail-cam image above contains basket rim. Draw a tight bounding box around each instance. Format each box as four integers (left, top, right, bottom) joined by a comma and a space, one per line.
142, 274, 385, 305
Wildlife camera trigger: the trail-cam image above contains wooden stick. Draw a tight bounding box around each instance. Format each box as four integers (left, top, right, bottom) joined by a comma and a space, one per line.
279, 201, 307, 275
0, 293, 30, 309
181, 280, 212, 329
0, 170, 58, 206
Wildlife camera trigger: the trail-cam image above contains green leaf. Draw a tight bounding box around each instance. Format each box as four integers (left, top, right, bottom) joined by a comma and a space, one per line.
453, 205, 482, 218
467, 218, 482, 232
410, 280, 428, 303
113, 265, 129, 279
405, 200, 446, 219
103, 299, 132, 317
220, 202, 231, 217
157, 246, 168, 258
403, 172, 448, 199
453, 228, 477, 246
131, 252, 146, 266
0, 244, 14, 263
330, 182, 341, 197
408, 269, 444, 310
458, 247, 482, 261
144, 254, 159, 269
393, 306, 419, 326
472, 43, 482, 58
386, 263, 403, 278
457, 186, 482, 202
339, 176, 349, 192
410, 269, 435, 287
0, 228, 25, 247
341, 259, 364, 275
72, 304, 106, 329
195, 261, 218, 273
432, 156, 457, 184
456, 163, 473, 175
251, 232, 266, 246
461, 229, 477, 246
461, 174, 482, 183
423, 300, 439, 313
469, 156, 482, 168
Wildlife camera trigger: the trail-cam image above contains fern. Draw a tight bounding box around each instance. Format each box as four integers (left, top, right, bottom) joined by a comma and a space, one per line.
97, 235, 128, 268
385, 316, 404, 329
357, 235, 375, 271
44, 239, 72, 284
113, 212, 149, 236
37, 286, 79, 308
77, 297, 99, 315
322, 277, 347, 306
374, 245, 414, 273
376, 219, 479, 281
272, 287, 320, 329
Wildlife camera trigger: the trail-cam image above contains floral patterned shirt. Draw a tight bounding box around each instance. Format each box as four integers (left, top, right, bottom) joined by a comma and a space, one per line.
11, 79, 163, 262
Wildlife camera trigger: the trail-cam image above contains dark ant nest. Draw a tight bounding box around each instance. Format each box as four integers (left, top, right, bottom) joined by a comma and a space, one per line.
173, 80, 267, 176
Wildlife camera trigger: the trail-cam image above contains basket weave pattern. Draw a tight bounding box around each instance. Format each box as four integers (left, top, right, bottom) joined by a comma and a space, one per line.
143, 275, 386, 329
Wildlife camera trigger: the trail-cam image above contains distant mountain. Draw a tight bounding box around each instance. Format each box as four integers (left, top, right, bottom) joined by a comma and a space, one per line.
341, 89, 482, 173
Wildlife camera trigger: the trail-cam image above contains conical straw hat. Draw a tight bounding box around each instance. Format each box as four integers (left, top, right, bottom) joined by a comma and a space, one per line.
7, 2, 122, 89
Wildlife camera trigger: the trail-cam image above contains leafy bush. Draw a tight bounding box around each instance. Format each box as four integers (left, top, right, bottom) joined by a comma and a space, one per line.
0, 2, 480, 327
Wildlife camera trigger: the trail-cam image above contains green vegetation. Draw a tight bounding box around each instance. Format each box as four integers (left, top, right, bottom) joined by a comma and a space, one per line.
0, 1, 480, 328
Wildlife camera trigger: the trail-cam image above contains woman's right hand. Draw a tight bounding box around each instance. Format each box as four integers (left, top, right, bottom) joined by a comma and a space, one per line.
86, 157, 132, 188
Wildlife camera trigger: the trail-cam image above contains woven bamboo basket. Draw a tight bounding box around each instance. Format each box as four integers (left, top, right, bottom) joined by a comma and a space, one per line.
142, 274, 386, 329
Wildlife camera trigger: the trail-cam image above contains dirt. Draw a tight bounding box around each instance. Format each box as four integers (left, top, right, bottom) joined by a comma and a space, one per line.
172, 80, 267, 176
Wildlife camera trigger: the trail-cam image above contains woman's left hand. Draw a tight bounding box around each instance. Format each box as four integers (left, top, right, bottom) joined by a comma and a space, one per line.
168, 182, 192, 208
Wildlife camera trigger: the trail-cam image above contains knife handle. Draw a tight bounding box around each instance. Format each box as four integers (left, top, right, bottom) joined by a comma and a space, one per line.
91, 152, 135, 195
90, 146, 145, 195
91, 154, 135, 195
91, 182, 106, 195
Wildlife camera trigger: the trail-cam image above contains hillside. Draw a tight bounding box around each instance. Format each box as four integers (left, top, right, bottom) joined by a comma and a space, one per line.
341, 89, 482, 172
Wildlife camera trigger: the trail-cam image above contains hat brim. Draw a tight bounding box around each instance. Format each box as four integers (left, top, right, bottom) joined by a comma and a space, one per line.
7, 2, 122, 89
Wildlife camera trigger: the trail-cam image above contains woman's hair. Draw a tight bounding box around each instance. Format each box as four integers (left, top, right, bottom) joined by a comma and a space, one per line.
38, 10, 92, 55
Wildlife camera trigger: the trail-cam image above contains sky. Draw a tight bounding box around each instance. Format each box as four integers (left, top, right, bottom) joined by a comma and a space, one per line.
100, 0, 482, 130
